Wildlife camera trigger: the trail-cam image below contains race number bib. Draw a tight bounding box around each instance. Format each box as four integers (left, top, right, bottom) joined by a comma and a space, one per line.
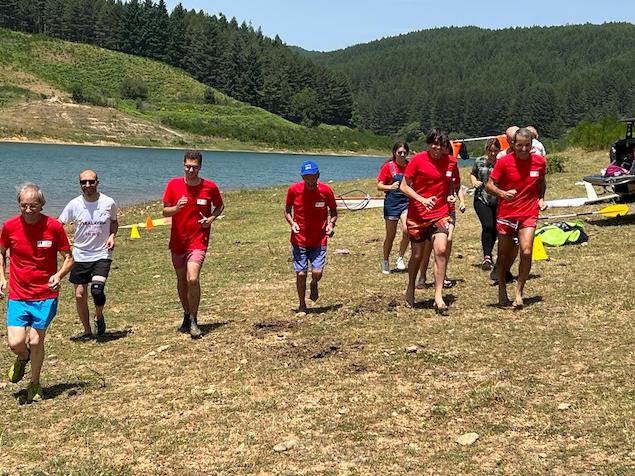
37, 240, 53, 248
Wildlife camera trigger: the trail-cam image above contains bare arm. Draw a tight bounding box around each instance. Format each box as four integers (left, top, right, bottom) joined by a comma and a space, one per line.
486, 177, 516, 201
162, 196, 188, 217
0, 247, 7, 299
325, 207, 338, 236
400, 176, 436, 210
48, 250, 74, 290
469, 173, 482, 188
284, 205, 300, 234
538, 176, 547, 210
107, 219, 118, 250
377, 180, 399, 193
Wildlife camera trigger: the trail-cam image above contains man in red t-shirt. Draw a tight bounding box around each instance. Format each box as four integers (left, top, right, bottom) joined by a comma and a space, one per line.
0, 183, 73, 403
487, 128, 548, 308
162, 150, 224, 338
284, 161, 337, 315
400, 128, 459, 315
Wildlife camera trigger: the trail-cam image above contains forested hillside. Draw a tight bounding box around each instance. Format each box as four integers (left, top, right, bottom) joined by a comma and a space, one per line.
307, 24, 635, 138
0, 0, 353, 127
0, 28, 389, 151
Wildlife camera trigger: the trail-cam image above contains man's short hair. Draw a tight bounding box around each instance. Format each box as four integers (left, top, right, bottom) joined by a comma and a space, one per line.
426, 128, 450, 148
514, 127, 533, 143
184, 150, 203, 165
16, 182, 46, 207
526, 126, 539, 139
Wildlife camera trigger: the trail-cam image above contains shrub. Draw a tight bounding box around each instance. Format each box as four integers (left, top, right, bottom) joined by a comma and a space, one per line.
70, 83, 85, 103
121, 77, 148, 100
203, 88, 216, 104
547, 155, 565, 174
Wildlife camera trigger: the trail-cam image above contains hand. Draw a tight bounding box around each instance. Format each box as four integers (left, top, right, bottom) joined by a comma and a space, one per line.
106, 235, 116, 250
0, 279, 6, 299
291, 222, 300, 234
419, 196, 437, 210
538, 198, 548, 211
326, 222, 335, 237
459, 202, 466, 213
500, 189, 517, 200
48, 274, 61, 291
390, 182, 400, 190
198, 215, 213, 228
176, 195, 188, 210
473, 180, 483, 188
447, 194, 457, 204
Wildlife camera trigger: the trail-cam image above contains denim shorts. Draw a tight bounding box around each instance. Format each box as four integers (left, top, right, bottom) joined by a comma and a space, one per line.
292, 245, 327, 273
7, 298, 58, 330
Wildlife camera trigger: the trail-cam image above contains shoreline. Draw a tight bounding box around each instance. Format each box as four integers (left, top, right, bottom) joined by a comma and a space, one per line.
0, 136, 385, 158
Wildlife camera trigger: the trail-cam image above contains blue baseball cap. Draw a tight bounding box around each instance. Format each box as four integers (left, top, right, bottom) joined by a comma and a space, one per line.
300, 160, 319, 175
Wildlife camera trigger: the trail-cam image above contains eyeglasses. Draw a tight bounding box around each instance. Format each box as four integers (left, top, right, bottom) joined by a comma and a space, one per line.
80, 179, 97, 185
184, 165, 200, 170
20, 203, 41, 210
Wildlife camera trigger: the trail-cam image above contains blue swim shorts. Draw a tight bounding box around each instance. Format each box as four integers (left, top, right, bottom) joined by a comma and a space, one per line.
292, 245, 327, 273
7, 298, 58, 330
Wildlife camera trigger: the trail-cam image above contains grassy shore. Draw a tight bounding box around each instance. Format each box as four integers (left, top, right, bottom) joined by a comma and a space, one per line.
0, 149, 633, 474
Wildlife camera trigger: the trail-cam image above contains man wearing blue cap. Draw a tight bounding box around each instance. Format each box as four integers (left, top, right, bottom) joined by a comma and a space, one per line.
284, 161, 338, 314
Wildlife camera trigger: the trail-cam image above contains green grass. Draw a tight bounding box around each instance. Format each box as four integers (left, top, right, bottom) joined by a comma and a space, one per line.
0, 28, 390, 153
0, 148, 633, 474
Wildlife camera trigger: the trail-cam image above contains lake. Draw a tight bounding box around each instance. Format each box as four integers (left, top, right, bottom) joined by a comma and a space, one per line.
0, 142, 474, 223
0, 142, 387, 223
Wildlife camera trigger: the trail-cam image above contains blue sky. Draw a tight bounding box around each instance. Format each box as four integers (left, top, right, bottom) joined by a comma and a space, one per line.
165, 0, 635, 51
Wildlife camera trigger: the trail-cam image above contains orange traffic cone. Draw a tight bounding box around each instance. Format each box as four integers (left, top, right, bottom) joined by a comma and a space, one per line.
145, 216, 154, 230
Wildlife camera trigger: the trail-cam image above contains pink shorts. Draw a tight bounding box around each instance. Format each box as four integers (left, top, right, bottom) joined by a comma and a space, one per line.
171, 249, 206, 268
496, 217, 538, 237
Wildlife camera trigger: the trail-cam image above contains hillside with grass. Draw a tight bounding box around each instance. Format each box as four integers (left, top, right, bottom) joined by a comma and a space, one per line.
0, 28, 390, 153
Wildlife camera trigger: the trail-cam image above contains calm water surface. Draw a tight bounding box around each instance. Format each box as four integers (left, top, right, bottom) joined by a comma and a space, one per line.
0, 143, 387, 223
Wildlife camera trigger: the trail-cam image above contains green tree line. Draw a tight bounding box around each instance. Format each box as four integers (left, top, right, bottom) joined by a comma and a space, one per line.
0, 0, 353, 127
306, 24, 635, 139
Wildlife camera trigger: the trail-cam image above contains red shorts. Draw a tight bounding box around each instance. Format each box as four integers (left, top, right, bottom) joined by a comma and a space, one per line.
496, 216, 538, 236
171, 249, 206, 268
407, 216, 451, 243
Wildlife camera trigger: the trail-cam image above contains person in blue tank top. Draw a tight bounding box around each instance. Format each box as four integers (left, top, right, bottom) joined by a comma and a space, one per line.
377, 141, 411, 274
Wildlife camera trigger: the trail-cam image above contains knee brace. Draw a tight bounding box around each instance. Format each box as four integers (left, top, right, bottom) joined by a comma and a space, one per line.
90, 282, 106, 307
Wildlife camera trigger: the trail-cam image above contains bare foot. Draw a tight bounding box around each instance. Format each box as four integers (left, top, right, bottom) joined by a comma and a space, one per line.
415, 279, 428, 290
512, 296, 524, 310
434, 302, 449, 316
309, 282, 319, 302
498, 291, 512, 307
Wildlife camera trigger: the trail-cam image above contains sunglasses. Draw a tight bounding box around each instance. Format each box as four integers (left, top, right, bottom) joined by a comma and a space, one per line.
80, 179, 97, 185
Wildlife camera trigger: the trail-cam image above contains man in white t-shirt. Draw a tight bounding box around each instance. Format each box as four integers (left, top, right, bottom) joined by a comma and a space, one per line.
59, 170, 118, 338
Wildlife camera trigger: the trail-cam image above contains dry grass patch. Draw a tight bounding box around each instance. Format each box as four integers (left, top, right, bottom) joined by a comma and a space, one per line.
0, 149, 634, 474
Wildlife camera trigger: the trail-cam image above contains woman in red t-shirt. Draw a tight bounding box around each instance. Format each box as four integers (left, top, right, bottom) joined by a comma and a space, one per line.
377, 141, 410, 274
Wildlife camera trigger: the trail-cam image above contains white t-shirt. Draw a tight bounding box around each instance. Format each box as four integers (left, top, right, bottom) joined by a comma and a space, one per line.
59, 193, 118, 262
532, 138, 547, 156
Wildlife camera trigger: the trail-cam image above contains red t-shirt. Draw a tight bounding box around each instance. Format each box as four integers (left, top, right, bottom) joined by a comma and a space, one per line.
0, 214, 71, 301
162, 177, 224, 253
490, 152, 547, 219
377, 160, 407, 184
403, 151, 460, 221
285, 182, 337, 248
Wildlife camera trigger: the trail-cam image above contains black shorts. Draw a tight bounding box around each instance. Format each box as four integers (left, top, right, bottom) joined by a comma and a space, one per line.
69, 259, 112, 285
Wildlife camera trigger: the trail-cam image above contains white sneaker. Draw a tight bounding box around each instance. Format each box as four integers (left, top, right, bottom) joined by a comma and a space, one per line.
396, 256, 406, 270
381, 260, 391, 274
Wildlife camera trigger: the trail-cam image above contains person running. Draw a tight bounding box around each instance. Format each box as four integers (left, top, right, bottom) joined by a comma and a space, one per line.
59, 169, 118, 339
416, 158, 466, 289
470, 137, 501, 271
486, 128, 548, 308
162, 150, 224, 338
377, 141, 410, 274
401, 128, 459, 315
285, 160, 337, 315
0, 183, 73, 403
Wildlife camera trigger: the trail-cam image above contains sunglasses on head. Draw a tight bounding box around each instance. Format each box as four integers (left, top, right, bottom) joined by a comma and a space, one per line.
80, 179, 97, 185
